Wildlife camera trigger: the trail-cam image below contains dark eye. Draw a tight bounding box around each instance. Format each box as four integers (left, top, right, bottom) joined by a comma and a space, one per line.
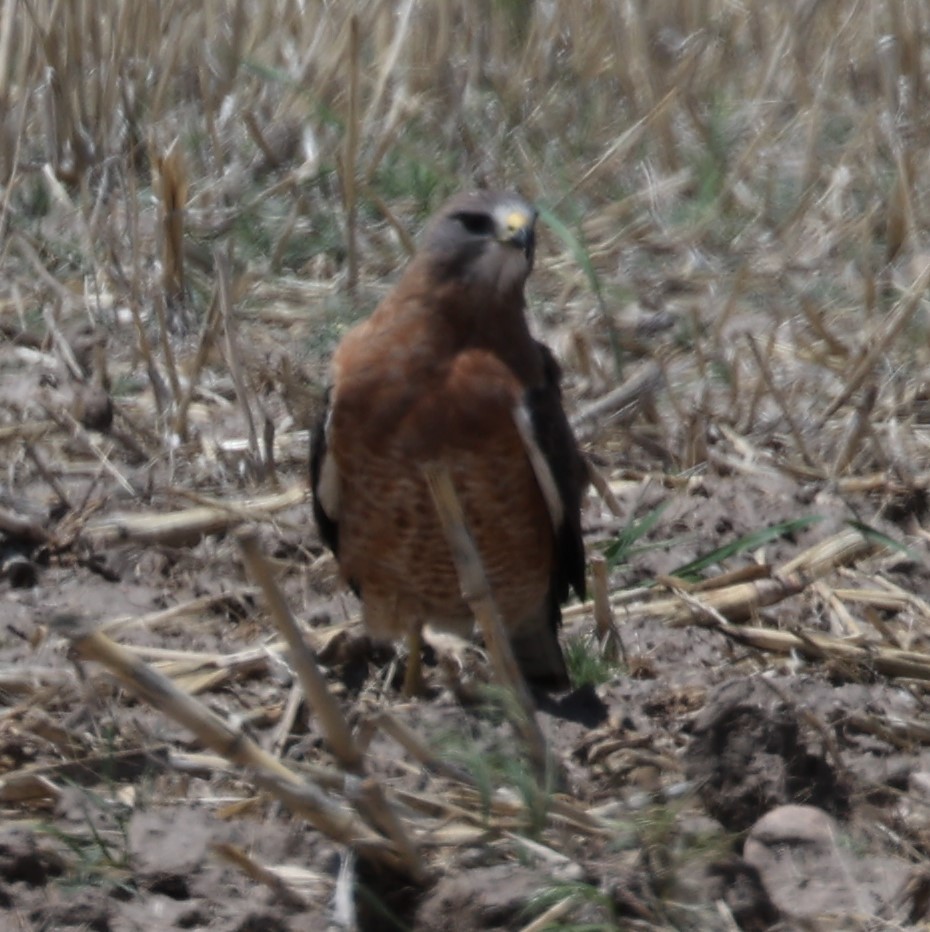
452, 211, 495, 237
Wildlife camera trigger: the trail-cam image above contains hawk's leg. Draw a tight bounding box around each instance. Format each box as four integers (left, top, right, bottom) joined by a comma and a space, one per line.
402, 622, 426, 696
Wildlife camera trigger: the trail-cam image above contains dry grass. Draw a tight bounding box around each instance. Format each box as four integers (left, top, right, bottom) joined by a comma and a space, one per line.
4, 1, 930, 928
4, 1, 929, 473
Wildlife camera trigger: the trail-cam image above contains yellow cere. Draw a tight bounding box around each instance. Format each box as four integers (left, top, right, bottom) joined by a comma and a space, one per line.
504, 210, 531, 236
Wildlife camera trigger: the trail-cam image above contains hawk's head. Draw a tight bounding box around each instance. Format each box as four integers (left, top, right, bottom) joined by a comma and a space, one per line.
422, 190, 538, 295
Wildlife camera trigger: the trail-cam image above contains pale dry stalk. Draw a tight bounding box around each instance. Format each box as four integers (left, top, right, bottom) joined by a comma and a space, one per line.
422, 461, 553, 781
55, 615, 382, 851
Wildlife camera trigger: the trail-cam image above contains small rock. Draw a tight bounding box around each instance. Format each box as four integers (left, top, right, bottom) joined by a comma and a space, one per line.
744, 805, 901, 921
908, 770, 930, 801
113, 893, 202, 929
746, 803, 837, 850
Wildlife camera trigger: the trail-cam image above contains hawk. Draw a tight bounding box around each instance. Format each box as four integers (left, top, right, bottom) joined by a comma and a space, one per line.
310, 190, 587, 693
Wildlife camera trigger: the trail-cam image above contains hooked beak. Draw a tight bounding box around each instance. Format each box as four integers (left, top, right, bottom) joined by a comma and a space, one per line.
499, 207, 537, 266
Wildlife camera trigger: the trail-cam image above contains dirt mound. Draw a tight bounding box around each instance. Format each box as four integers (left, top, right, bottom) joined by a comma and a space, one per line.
684, 677, 849, 831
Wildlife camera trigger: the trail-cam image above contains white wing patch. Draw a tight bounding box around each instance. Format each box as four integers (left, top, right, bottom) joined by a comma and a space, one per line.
512, 402, 564, 530
316, 411, 341, 519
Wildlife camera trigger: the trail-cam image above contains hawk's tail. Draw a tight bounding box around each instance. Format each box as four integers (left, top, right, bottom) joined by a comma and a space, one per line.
508, 601, 570, 691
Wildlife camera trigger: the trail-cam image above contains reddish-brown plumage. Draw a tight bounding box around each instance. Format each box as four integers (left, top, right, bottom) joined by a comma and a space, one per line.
311, 191, 586, 690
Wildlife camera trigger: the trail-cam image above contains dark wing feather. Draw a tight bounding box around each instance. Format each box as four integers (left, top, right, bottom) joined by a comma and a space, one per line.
309, 390, 340, 557
526, 341, 587, 604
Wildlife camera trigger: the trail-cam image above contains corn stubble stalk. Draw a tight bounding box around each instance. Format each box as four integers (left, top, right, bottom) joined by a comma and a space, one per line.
422, 461, 555, 783
55, 615, 380, 849
602, 528, 877, 632
155, 137, 188, 315
820, 258, 930, 424
172, 284, 223, 441
341, 15, 360, 295
708, 616, 930, 683
591, 554, 623, 662
236, 529, 426, 881
649, 528, 930, 682
56, 612, 427, 878
85, 486, 305, 547
216, 249, 261, 468
212, 843, 308, 910
237, 528, 363, 771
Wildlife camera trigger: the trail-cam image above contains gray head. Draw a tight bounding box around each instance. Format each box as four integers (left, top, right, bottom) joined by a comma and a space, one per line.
420, 190, 538, 296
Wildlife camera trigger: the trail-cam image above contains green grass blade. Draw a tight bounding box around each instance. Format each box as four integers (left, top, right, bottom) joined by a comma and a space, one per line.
537, 203, 602, 302
670, 515, 824, 582
603, 499, 672, 567
537, 202, 623, 377
845, 519, 915, 560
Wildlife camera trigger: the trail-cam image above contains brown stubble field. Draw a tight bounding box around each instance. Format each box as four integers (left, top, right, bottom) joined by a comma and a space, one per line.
3, 1, 930, 929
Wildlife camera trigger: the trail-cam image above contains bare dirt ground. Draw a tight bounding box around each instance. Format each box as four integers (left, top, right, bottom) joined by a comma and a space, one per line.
5, 3, 930, 931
